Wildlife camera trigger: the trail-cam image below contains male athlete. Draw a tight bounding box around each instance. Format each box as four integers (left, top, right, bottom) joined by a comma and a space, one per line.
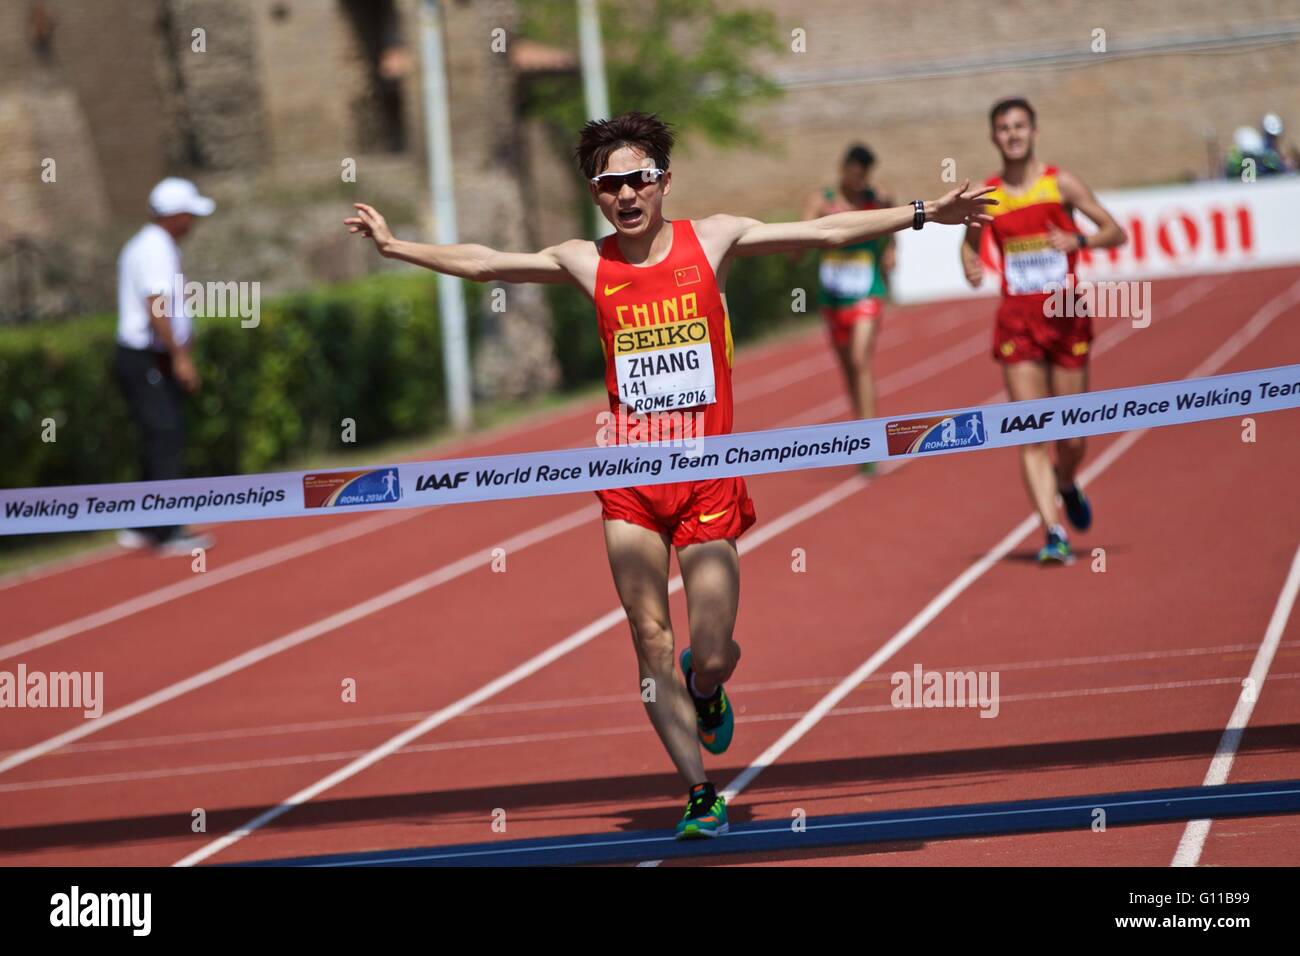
348, 111, 994, 837
803, 144, 896, 469
961, 97, 1127, 564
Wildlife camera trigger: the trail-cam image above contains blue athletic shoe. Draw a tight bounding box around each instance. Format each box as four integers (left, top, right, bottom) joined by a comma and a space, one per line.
680, 648, 735, 755
1060, 484, 1092, 531
1037, 528, 1073, 565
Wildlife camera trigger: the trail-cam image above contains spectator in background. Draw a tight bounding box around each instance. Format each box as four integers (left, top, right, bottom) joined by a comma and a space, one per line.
112, 178, 215, 555
1225, 125, 1287, 179
1261, 113, 1300, 173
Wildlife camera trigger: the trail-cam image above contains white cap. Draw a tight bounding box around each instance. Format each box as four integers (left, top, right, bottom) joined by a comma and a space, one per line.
1262, 113, 1283, 137
1234, 126, 1264, 154
148, 177, 216, 217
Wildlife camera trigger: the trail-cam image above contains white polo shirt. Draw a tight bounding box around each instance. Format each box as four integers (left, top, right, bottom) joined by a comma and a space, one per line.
116, 223, 191, 351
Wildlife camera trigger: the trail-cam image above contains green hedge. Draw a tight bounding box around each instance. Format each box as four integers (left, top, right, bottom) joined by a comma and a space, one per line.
0, 273, 479, 491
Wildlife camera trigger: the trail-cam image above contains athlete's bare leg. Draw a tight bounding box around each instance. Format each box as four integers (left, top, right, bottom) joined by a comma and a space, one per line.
833, 319, 882, 421
848, 317, 880, 420
833, 342, 859, 415
603, 519, 707, 785
1003, 360, 1061, 532
1050, 364, 1089, 488
675, 537, 742, 698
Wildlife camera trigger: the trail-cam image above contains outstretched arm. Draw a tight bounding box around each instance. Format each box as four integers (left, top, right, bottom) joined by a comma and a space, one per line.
345, 203, 574, 284
724, 181, 997, 258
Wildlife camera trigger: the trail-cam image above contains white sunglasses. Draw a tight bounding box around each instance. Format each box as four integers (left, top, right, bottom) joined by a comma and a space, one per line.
590, 167, 666, 192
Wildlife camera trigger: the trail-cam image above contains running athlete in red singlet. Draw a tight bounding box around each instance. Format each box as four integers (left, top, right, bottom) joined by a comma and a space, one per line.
593, 218, 756, 547
961, 97, 1127, 564
347, 112, 997, 839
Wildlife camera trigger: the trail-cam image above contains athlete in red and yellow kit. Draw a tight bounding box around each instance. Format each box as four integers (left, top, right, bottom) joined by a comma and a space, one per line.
347, 112, 995, 838
961, 97, 1127, 564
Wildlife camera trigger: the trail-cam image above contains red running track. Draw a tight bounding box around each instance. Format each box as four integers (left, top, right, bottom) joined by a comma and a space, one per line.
1, 266, 1298, 867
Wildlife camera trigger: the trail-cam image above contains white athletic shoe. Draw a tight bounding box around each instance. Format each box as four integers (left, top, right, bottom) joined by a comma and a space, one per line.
156, 531, 214, 557
116, 529, 153, 550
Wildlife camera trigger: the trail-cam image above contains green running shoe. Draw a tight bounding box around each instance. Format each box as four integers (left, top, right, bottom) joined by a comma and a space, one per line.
680, 648, 734, 754
1037, 528, 1073, 565
675, 785, 729, 840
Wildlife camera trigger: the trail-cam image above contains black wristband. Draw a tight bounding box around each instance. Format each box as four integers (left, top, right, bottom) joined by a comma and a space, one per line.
1076, 233, 1088, 250
911, 200, 925, 230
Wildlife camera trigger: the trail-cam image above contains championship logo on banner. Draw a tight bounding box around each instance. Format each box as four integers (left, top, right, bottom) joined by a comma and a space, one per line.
886, 411, 988, 456
303, 468, 402, 508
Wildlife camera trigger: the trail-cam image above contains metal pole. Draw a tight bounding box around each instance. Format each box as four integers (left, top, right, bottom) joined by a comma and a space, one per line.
419, 0, 473, 430
576, 0, 614, 238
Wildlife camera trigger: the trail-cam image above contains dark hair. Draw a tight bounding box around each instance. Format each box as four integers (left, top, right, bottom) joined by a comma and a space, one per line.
990, 96, 1036, 127
574, 111, 675, 179
843, 143, 876, 169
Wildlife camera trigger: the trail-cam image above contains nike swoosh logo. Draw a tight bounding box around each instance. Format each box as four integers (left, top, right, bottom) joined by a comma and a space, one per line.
603, 281, 632, 296
699, 510, 730, 524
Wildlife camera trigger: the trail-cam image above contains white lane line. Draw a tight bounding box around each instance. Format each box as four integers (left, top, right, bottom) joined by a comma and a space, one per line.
714, 274, 1300, 809
1171, 542, 1300, 868
0, 542, 124, 592
13, 673, 1298, 795
0, 508, 422, 662
17, 638, 1291, 762
0, 506, 597, 777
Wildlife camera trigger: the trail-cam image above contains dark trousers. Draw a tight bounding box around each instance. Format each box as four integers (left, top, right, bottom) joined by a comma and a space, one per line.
112, 345, 185, 543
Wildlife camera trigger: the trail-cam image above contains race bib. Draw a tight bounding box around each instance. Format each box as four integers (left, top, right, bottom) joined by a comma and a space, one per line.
1003, 236, 1067, 296
819, 250, 876, 298
613, 319, 717, 414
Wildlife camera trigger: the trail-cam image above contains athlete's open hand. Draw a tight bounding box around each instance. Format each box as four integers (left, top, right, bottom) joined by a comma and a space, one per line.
928, 180, 998, 227
345, 203, 396, 256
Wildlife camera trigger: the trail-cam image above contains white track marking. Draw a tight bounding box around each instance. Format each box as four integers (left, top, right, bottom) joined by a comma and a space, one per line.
1171, 542, 1300, 868
0, 508, 421, 661
0, 542, 124, 592
12, 673, 1298, 795
14, 639, 1288, 761
0, 506, 597, 777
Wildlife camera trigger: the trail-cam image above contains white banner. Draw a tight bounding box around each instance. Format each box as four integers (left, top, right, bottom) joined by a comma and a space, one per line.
3, 364, 1298, 536
893, 176, 1300, 304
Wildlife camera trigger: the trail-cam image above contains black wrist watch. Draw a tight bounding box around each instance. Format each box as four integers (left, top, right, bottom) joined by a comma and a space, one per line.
1076, 233, 1088, 250
911, 200, 925, 230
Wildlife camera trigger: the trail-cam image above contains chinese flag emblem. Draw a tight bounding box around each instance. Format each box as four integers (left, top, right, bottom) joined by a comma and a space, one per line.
674, 265, 701, 287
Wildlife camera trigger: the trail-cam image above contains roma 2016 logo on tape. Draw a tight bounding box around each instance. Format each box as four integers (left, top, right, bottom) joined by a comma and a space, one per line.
303, 468, 401, 508
886, 411, 988, 456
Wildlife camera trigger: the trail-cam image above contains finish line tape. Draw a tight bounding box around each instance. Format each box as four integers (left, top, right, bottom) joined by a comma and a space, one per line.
4, 364, 1298, 536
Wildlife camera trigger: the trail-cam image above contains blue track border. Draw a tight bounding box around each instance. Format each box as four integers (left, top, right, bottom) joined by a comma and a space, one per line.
234, 778, 1300, 867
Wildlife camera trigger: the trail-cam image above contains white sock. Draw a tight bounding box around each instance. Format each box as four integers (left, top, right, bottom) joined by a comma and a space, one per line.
1048, 523, 1068, 540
